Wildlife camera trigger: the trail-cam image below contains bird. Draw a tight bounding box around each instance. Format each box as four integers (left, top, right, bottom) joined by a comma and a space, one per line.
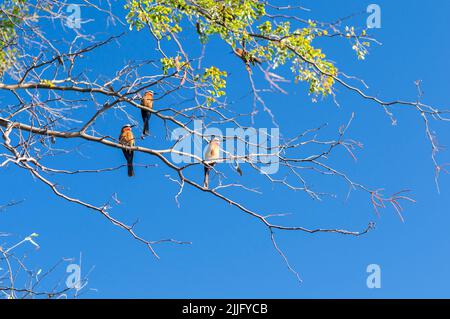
234, 47, 262, 72
119, 124, 136, 177
140, 90, 154, 137
203, 136, 220, 189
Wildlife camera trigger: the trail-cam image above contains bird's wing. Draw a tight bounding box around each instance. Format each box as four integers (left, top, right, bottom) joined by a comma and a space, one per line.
204, 145, 212, 160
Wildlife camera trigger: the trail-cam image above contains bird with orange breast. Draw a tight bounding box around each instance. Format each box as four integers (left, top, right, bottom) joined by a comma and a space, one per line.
141, 90, 154, 137
203, 136, 220, 189
119, 124, 136, 177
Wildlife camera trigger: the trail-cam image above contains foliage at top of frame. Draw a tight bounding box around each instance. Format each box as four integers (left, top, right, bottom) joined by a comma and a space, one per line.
124, 0, 371, 99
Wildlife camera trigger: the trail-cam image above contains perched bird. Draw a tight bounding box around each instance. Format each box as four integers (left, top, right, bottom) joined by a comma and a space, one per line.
119, 124, 136, 177
234, 47, 262, 72
140, 91, 154, 137
203, 136, 220, 189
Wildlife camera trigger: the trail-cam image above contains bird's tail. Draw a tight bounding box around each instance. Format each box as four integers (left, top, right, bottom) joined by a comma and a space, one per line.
127, 162, 134, 177
236, 162, 243, 176
203, 165, 210, 189
143, 118, 150, 136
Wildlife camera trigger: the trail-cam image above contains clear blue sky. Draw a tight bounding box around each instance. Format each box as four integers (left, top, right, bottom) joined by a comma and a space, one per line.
1, 0, 450, 298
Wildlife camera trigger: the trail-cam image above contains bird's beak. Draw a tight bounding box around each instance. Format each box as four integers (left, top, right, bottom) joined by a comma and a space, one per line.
130, 124, 137, 128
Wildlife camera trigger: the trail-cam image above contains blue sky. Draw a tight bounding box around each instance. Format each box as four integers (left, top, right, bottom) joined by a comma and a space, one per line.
1, 0, 450, 298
